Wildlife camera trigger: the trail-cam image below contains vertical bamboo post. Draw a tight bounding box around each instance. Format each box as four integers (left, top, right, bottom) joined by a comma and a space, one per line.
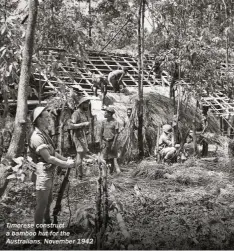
193, 101, 199, 155
102, 163, 108, 229
156, 124, 161, 163
220, 116, 224, 136
96, 158, 102, 249
58, 103, 66, 155
89, 102, 95, 150
38, 72, 41, 105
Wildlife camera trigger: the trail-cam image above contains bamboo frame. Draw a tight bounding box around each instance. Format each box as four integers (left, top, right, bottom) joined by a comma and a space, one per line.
30, 49, 165, 100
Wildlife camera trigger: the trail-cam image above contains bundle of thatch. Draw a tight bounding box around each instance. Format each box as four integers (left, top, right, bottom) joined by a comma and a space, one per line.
132, 158, 230, 187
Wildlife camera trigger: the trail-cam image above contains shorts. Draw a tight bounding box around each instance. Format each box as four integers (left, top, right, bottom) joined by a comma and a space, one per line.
73, 136, 89, 153
101, 140, 117, 160
35, 162, 54, 190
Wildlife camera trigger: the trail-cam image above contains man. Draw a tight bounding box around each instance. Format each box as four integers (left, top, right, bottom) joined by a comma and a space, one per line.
123, 108, 138, 130
69, 97, 92, 179
183, 133, 194, 158
108, 67, 128, 93
123, 108, 133, 128
28, 107, 75, 238
118, 108, 139, 162
92, 74, 108, 107
100, 107, 119, 174
157, 124, 176, 163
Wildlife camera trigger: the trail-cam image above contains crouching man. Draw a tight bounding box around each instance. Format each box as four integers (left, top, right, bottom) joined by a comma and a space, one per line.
158, 124, 176, 163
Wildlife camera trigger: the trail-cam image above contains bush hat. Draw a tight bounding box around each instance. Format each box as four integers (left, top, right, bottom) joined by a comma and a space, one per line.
77, 96, 91, 107
102, 107, 115, 114
32, 106, 47, 123
162, 124, 172, 133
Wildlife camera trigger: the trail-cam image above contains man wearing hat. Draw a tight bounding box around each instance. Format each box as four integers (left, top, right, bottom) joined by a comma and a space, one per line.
69, 96, 92, 179
108, 67, 128, 93
100, 107, 119, 174
183, 132, 194, 158
28, 106, 75, 238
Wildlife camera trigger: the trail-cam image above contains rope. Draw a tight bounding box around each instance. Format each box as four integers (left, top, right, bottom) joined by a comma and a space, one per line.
98, 17, 132, 55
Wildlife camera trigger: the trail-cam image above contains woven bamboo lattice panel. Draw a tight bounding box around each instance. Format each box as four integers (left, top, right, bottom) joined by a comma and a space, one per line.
31, 49, 169, 100
201, 92, 234, 117
175, 78, 234, 118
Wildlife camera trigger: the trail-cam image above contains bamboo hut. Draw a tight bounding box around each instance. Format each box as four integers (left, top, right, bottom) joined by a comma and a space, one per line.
98, 92, 220, 162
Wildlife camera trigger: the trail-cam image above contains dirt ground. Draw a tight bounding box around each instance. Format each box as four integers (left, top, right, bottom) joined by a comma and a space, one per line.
1, 147, 234, 250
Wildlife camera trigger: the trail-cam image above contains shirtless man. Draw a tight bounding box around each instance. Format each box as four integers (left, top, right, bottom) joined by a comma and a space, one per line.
108, 67, 128, 93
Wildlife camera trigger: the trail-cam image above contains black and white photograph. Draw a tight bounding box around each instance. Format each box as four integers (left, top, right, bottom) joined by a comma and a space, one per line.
1, 0, 234, 250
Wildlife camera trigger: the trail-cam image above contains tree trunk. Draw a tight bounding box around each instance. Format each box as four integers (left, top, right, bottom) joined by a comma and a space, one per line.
222, 0, 229, 72
89, 103, 95, 151
38, 73, 42, 105
192, 119, 197, 156
220, 117, 224, 135
201, 141, 209, 157
137, 0, 144, 159
0, 0, 38, 198
5, 0, 38, 160
192, 101, 199, 156
88, 0, 92, 39
58, 105, 66, 155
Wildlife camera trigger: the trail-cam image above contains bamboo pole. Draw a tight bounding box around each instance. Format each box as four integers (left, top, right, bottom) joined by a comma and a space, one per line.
52, 168, 71, 228
58, 103, 66, 155
102, 164, 108, 229
98, 19, 131, 55
116, 212, 131, 245
95, 159, 102, 249
109, 184, 131, 245
156, 124, 161, 163
38, 73, 42, 105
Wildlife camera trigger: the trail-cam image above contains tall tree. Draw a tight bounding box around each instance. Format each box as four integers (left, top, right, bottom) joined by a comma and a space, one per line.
5, 0, 39, 160
137, 0, 145, 159
145, 0, 234, 97
0, 1, 23, 121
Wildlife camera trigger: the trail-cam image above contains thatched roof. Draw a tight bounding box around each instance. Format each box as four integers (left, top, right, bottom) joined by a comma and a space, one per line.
142, 92, 219, 133
97, 91, 220, 161
103, 91, 219, 133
